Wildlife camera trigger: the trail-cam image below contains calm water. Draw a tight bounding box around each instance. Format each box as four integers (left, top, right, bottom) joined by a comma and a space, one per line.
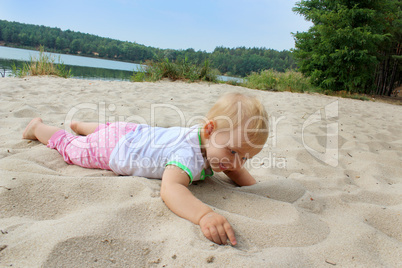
0, 46, 142, 81
0, 46, 241, 82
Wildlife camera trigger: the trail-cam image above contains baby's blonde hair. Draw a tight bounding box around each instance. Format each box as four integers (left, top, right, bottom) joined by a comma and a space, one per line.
205, 92, 269, 147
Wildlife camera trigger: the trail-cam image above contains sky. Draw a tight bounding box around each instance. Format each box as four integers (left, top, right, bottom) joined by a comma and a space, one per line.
0, 0, 312, 52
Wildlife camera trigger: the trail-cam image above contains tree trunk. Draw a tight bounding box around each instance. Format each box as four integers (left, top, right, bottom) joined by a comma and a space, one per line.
375, 43, 401, 96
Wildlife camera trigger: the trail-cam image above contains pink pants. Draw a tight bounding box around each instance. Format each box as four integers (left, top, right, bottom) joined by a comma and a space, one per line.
47, 122, 137, 170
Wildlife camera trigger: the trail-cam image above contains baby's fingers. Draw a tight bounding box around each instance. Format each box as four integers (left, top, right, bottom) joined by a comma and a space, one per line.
209, 225, 225, 245
202, 226, 219, 244
224, 222, 237, 246
216, 225, 229, 245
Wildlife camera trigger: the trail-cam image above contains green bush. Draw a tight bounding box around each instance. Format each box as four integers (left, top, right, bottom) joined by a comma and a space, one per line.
131, 58, 218, 82
243, 69, 315, 93
241, 69, 370, 101
12, 46, 71, 78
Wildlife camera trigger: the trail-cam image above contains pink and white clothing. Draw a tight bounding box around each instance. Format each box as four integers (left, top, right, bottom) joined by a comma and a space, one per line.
47, 122, 136, 170
47, 123, 213, 183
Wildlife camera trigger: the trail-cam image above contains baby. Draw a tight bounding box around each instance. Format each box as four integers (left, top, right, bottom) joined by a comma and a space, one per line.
23, 92, 269, 245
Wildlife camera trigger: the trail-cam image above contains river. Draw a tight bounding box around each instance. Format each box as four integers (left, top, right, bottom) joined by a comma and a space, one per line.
0, 46, 241, 82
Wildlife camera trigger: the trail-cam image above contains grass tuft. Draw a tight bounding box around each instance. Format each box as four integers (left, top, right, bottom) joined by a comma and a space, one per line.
12, 45, 71, 78
242, 69, 315, 93
131, 58, 218, 82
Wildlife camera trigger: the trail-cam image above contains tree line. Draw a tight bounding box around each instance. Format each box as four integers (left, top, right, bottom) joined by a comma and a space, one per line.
0, 20, 296, 77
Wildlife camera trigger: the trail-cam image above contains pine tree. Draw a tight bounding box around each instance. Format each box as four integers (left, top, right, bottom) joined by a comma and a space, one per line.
293, 0, 401, 95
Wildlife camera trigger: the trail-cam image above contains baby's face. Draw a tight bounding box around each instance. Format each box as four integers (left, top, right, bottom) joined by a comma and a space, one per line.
205, 128, 261, 173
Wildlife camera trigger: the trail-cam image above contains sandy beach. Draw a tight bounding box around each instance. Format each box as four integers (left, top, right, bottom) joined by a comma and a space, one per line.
0, 77, 401, 267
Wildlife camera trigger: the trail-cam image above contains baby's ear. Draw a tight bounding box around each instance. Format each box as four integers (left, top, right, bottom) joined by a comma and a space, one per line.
204, 120, 215, 138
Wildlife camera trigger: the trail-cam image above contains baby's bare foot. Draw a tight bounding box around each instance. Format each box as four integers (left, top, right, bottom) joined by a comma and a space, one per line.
22, 118, 43, 140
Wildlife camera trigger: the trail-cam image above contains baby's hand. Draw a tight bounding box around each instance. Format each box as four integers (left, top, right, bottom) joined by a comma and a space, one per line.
198, 212, 237, 246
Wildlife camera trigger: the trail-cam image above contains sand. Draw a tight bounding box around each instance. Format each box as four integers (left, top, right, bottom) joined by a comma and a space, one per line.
0, 76, 401, 267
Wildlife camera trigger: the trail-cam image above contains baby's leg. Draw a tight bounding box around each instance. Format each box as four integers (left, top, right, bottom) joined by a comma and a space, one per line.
23, 118, 61, 145
51, 122, 126, 170
70, 121, 100, 136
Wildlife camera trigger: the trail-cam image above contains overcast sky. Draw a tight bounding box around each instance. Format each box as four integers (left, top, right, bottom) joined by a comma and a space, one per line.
0, 0, 312, 52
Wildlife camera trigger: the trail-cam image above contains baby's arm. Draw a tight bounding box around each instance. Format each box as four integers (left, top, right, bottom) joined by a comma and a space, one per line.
224, 168, 257, 186
161, 165, 237, 245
